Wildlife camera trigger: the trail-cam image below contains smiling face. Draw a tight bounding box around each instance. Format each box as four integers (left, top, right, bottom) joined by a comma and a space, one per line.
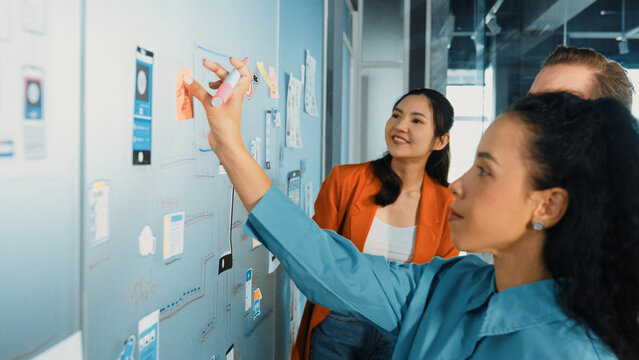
448, 114, 541, 253
529, 64, 596, 99
385, 95, 446, 161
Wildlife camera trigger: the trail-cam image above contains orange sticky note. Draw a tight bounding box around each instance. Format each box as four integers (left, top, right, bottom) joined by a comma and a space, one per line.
176, 67, 194, 121
253, 288, 262, 301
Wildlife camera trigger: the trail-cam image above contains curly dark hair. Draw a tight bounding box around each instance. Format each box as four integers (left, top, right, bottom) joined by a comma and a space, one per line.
371, 88, 454, 206
509, 92, 639, 360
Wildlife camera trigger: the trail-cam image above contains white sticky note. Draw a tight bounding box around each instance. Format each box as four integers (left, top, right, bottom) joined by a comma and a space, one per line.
138, 225, 157, 256
245, 268, 253, 311
252, 237, 261, 249
89, 182, 110, 247
138, 310, 159, 360
268, 251, 280, 274
163, 211, 185, 261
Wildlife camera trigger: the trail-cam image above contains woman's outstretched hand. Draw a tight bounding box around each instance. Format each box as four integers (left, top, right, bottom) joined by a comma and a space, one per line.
183, 57, 249, 152
183, 57, 272, 212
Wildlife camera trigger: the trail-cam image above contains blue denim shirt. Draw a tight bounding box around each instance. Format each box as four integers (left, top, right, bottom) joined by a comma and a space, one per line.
245, 186, 616, 359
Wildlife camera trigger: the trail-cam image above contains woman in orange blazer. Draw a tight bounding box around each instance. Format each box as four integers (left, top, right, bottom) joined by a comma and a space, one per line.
292, 88, 459, 360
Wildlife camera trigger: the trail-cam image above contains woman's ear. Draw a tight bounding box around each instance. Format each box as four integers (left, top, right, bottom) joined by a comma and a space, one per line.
531, 187, 569, 229
433, 133, 450, 151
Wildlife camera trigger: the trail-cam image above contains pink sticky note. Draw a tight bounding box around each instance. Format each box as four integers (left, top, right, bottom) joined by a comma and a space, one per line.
176, 68, 194, 121
269, 66, 279, 99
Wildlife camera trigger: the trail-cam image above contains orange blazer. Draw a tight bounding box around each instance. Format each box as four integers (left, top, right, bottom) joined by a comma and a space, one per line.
292, 162, 459, 360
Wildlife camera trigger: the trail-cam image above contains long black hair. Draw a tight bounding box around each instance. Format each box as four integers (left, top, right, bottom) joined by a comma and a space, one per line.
371, 88, 454, 206
509, 92, 639, 360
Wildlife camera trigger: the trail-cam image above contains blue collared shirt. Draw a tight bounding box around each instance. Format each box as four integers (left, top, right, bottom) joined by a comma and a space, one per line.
245, 186, 616, 359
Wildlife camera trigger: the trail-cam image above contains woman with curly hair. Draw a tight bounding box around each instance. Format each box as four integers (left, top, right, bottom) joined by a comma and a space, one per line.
184, 58, 639, 359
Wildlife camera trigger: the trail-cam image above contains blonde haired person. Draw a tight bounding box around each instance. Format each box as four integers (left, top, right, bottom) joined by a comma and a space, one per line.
530, 45, 634, 108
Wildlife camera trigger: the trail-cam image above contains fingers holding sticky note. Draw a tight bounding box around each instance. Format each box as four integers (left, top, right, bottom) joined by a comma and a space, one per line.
176, 68, 194, 121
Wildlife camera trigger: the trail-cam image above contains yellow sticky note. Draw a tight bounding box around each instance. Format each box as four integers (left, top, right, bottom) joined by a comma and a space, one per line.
256, 62, 278, 94
268, 66, 279, 98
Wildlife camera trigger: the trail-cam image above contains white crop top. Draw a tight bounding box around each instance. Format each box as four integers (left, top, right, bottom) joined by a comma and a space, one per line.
363, 217, 416, 263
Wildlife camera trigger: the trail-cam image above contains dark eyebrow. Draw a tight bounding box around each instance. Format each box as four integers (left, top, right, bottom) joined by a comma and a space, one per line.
393, 108, 427, 118
477, 151, 500, 166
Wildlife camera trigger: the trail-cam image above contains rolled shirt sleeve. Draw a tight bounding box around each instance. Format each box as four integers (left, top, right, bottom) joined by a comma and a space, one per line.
245, 186, 444, 335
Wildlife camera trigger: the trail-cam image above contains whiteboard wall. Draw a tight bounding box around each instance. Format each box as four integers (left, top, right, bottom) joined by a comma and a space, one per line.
0, 0, 82, 358
0, 0, 324, 359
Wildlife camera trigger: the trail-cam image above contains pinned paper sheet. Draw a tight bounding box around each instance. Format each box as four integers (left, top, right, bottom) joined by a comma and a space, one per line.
163, 212, 185, 262
89, 181, 110, 247
176, 68, 194, 121
286, 75, 303, 148
256, 61, 278, 95
138, 225, 157, 256
23, 66, 46, 159
265, 110, 272, 169
304, 50, 319, 116
253, 298, 261, 319
0, 139, 14, 157
22, 0, 46, 35
250, 137, 262, 166
268, 251, 280, 273
117, 335, 135, 360
304, 182, 314, 217
138, 310, 159, 360
269, 66, 279, 98
245, 269, 253, 311
253, 288, 262, 319
252, 237, 261, 249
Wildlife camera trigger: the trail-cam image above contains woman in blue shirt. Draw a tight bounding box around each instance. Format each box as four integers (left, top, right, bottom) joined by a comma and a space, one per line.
183, 59, 639, 359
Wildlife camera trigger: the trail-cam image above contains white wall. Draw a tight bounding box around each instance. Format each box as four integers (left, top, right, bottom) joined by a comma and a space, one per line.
359, 0, 405, 162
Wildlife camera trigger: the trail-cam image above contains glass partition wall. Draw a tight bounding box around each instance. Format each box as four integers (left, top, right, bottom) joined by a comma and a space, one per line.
345, 0, 639, 182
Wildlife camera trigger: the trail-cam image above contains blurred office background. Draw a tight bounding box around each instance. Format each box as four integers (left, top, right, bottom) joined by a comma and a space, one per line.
327, 0, 639, 180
